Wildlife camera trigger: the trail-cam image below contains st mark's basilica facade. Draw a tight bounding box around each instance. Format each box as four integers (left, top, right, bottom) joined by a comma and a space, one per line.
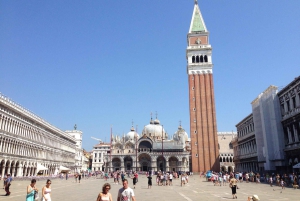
104, 117, 191, 172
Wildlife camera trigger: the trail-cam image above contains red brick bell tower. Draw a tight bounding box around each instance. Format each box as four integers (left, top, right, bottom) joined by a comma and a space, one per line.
187, 0, 219, 172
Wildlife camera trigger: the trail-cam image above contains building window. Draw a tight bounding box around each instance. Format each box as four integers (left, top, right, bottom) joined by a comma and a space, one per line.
286, 100, 290, 111
192, 87, 194, 90
195, 154, 198, 157
284, 128, 289, 145
292, 97, 296, 109
193, 108, 196, 111
229, 142, 233, 149
194, 130, 197, 134
204, 55, 208, 62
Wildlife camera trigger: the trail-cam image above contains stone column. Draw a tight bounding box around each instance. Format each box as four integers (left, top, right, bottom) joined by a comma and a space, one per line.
120, 158, 124, 172
7, 163, 11, 175
1, 164, 5, 179
293, 124, 299, 142
287, 127, 292, 143
33, 168, 37, 176
0, 138, 3, 153
165, 160, 169, 172
151, 161, 156, 171
11, 166, 15, 177
16, 166, 21, 177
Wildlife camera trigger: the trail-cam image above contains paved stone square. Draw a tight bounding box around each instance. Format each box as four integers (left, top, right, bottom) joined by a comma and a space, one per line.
0, 175, 299, 201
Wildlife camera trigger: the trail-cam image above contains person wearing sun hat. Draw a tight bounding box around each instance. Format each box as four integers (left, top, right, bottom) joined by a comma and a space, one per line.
247, 195, 260, 201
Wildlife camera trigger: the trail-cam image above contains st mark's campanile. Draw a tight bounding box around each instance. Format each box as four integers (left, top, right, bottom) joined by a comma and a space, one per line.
187, 1, 219, 172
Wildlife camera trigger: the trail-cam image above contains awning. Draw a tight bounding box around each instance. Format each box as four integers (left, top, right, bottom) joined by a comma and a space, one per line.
37, 163, 48, 172
293, 163, 300, 168
59, 165, 71, 171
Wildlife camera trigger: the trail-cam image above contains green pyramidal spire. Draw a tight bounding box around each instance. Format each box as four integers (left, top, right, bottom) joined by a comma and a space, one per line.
189, 0, 207, 33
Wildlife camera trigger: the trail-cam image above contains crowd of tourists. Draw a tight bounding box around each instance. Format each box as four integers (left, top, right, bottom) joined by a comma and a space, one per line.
204, 170, 300, 200
4, 169, 300, 200
205, 170, 300, 188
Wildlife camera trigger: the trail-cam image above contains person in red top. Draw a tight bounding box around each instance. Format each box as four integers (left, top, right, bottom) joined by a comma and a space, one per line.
134, 172, 138, 183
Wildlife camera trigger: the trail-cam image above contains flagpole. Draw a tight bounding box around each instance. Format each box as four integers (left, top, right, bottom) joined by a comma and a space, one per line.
110, 125, 112, 172
162, 125, 164, 171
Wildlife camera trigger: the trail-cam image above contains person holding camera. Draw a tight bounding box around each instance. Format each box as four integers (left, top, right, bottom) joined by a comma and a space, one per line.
26, 179, 38, 201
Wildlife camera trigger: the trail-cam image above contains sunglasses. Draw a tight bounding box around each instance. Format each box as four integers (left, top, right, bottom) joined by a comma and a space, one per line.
47, 183, 51, 184
105, 188, 110, 190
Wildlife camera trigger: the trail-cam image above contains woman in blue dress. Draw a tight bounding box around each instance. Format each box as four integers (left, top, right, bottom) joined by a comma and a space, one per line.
26, 179, 38, 201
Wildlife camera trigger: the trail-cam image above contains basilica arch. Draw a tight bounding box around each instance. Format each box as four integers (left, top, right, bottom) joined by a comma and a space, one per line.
169, 156, 179, 172
112, 157, 121, 171
138, 140, 152, 153
124, 156, 133, 171
138, 153, 151, 171
157, 156, 166, 171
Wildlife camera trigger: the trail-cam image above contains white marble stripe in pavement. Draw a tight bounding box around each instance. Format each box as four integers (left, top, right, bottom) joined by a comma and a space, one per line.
178, 192, 193, 201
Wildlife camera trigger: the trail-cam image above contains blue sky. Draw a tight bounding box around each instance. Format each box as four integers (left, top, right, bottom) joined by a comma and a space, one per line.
1, 0, 299, 151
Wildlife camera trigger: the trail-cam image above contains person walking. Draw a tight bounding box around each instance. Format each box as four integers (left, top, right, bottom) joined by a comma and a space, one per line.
26, 179, 38, 201
132, 174, 137, 189
169, 173, 173, 186
4, 174, 12, 196
147, 174, 152, 189
96, 183, 113, 201
229, 175, 238, 199
75, 173, 78, 183
42, 179, 52, 201
134, 172, 138, 183
78, 173, 82, 183
269, 176, 273, 187
117, 179, 136, 201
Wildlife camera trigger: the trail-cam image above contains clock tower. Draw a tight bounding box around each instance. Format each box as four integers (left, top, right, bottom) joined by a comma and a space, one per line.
187, 0, 219, 172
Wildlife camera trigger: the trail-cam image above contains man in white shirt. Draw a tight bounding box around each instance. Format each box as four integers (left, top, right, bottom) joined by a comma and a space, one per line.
169, 173, 173, 186
117, 179, 136, 201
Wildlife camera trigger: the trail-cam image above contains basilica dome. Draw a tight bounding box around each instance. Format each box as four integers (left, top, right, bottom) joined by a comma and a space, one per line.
125, 127, 139, 141
142, 118, 168, 139
173, 125, 189, 142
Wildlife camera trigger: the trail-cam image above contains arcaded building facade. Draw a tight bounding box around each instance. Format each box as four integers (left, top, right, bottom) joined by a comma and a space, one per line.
187, 1, 219, 172
0, 94, 76, 178
218, 132, 236, 172
104, 118, 190, 172
278, 76, 300, 172
233, 114, 259, 172
233, 85, 286, 172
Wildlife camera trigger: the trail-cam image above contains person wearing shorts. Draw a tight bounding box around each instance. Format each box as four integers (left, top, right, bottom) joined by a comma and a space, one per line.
169, 173, 173, 186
